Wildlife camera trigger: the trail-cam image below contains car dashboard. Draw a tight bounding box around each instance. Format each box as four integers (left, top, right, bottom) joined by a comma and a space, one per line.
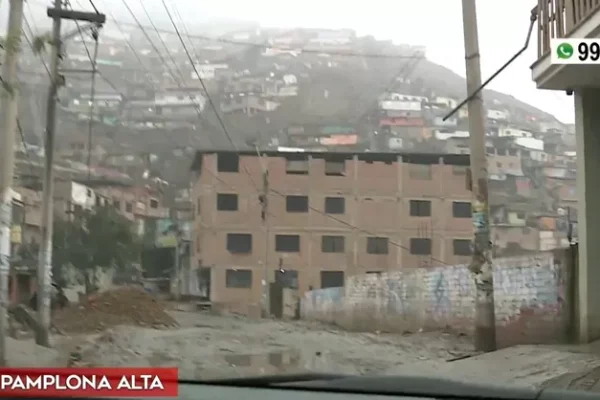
23, 374, 600, 400
176, 374, 600, 400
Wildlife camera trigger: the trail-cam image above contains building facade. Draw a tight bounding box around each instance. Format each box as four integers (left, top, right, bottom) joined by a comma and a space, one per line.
191, 150, 472, 316
532, 1, 600, 343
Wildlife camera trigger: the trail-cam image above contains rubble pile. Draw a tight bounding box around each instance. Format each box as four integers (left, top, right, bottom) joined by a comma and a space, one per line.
52, 287, 178, 333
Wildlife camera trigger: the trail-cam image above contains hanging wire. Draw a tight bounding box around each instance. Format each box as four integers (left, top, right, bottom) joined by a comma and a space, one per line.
86, 28, 100, 181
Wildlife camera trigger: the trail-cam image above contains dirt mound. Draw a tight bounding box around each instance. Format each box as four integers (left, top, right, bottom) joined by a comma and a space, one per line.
52, 287, 178, 333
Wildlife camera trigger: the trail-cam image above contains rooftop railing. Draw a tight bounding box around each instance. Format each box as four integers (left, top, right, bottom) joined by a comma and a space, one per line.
536, 0, 600, 58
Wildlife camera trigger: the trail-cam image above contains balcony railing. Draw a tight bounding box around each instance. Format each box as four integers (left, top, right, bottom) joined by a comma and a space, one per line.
536, 0, 600, 58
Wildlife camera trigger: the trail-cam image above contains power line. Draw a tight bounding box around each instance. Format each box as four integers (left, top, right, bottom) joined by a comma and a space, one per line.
73, 0, 102, 181
65, 0, 214, 156
81, 0, 101, 182
117, 0, 216, 145
65, 0, 100, 180
161, 0, 260, 190
170, 0, 202, 67
353, 51, 423, 126
71, 1, 444, 266
86, 37, 99, 180
160, 0, 236, 149
135, 0, 188, 84
160, 3, 267, 298
16, 119, 37, 179
16, 118, 69, 182
88, 0, 99, 13
22, 16, 52, 79
60, 2, 121, 94
87, 0, 155, 89
131, 0, 224, 146
24, 0, 38, 33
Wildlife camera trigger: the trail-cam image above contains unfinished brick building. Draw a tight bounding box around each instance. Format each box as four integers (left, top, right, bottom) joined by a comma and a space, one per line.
190, 150, 472, 315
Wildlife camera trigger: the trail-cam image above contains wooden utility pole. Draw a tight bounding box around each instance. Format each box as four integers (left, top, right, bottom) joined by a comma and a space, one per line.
461, 0, 496, 352
37, 0, 105, 347
0, 0, 25, 365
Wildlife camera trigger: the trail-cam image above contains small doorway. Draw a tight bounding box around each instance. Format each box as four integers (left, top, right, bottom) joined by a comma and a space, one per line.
197, 266, 211, 301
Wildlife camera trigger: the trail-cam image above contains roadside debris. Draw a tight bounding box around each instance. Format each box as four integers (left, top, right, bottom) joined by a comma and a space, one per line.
52, 286, 178, 333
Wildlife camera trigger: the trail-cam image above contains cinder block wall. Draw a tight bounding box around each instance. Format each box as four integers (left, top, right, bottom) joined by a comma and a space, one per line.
301, 250, 572, 348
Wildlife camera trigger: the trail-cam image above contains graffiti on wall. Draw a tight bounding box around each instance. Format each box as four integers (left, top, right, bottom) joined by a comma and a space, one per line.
432, 270, 450, 314
345, 272, 420, 317
493, 254, 565, 324
425, 265, 473, 318
301, 252, 569, 342
303, 286, 343, 316
385, 276, 417, 315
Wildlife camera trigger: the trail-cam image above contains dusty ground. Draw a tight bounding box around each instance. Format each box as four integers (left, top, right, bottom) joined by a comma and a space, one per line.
57, 311, 474, 379
9, 309, 473, 379
11, 309, 600, 390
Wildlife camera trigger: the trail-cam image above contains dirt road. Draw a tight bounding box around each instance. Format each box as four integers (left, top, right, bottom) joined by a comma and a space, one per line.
18, 310, 470, 379
10, 309, 600, 390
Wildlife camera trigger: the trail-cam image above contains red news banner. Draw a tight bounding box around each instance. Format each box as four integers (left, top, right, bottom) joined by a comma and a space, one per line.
0, 367, 179, 397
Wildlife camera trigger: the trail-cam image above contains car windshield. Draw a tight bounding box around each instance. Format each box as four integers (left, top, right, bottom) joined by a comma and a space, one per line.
1, 0, 590, 394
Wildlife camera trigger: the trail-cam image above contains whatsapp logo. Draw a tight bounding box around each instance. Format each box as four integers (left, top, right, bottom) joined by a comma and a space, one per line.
557, 42, 574, 59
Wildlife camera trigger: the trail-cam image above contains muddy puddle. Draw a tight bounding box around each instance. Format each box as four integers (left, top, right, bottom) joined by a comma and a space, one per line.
183, 349, 345, 380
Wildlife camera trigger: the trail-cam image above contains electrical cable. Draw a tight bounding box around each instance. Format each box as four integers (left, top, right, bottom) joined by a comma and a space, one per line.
22, 17, 52, 79
161, 0, 260, 190
160, 0, 448, 264
16, 117, 68, 183
169, 0, 203, 64
118, 0, 217, 144
88, 0, 99, 13
16, 119, 37, 178
85, 0, 155, 89
156, 0, 230, 143
443, 8, 537, 121
353, 51, 424, 127
62, 2, 121, 94
85, 32, 99, 181
17, 16, 68, 183
24, 0, 449, 265
65, 0, 100, 180
135, 0, 190, 86
81, 0, 102, 181
72, 0, 218, 180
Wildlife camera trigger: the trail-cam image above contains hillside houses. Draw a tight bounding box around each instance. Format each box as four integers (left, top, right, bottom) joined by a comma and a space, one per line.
12, 24, 575, 262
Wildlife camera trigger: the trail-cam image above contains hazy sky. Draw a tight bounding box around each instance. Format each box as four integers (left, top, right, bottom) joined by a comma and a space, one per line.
20, 0, 574, 123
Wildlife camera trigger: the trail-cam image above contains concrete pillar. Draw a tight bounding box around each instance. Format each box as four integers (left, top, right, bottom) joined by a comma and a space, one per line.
574, 88, 600, 343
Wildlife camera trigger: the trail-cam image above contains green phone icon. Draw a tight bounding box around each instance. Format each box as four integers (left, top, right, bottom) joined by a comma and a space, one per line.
557, 43, 574, 59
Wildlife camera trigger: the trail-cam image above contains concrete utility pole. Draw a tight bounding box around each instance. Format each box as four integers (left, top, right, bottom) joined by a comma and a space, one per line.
461, 0, 496, 352
173, 226, 182, 301
260, 169, 270, 317
37, 0, 105, 347
0, 0, 25, 365
37, 0, 63, 347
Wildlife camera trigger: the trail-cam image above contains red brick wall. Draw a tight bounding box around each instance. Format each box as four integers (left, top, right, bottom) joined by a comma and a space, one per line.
192, 152, 473, 310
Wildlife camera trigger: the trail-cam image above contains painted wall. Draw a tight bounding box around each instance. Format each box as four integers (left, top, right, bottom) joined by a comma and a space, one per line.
301, 251, 572, 348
